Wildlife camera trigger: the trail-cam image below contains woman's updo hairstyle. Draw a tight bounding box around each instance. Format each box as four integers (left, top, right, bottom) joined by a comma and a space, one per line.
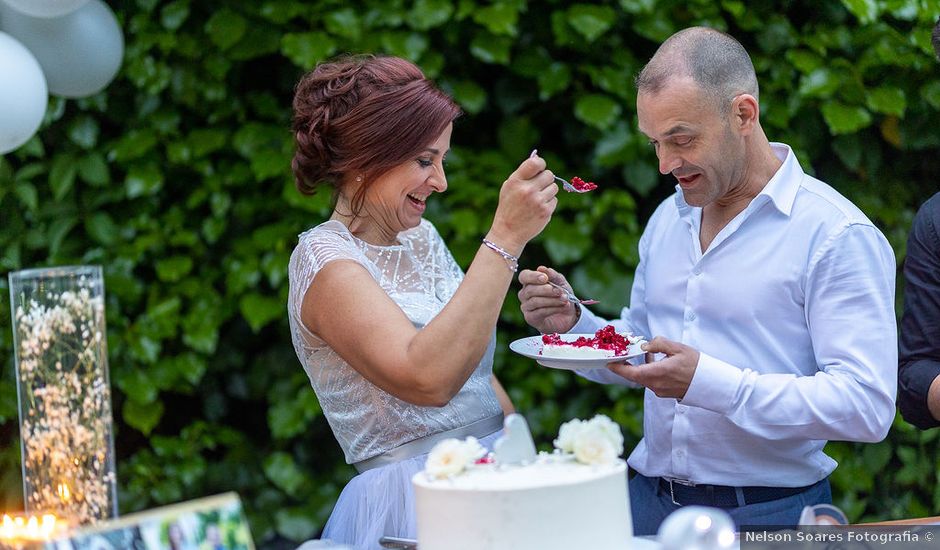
291, 55, 461, 216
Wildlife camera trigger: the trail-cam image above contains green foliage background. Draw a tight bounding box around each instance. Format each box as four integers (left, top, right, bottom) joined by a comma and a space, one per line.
1, 0, 939, 546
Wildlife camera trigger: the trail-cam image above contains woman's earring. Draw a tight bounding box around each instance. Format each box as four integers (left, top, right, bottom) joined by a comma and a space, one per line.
355, 175, 363, 182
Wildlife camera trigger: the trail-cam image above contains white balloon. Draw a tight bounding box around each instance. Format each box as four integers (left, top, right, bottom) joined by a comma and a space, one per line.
0, 32, 47, 154
0, 0, 123, 98
658, 506, 736, 550
0, 0, 88, 18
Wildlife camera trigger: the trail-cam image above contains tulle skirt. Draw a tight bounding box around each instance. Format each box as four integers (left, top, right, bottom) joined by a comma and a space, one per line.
320, 431, 501, 550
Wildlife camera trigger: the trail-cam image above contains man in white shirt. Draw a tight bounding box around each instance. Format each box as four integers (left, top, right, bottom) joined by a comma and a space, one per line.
518, 26, 897, 534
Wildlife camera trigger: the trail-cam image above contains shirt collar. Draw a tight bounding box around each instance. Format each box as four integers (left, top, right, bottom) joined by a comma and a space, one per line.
673, 142, 802, 219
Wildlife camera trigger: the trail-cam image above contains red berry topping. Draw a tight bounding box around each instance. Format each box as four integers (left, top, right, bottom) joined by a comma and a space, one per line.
570, 176, 598, 191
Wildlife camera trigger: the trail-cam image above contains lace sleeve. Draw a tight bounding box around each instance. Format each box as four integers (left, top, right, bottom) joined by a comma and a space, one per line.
287, 223, 375, 328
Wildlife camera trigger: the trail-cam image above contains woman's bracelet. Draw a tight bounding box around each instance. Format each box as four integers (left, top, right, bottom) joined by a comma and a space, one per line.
482, 238, 519, 273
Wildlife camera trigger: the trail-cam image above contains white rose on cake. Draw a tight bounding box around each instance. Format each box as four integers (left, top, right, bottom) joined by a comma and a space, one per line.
573, 425, 618, 465
554, 414, 624, 465
552, 418, 583, 453
585, 414, 624, 456
425, 436, 486, 478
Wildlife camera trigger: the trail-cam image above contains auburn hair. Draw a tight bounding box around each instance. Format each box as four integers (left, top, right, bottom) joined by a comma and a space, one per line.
291, 54, 461, 216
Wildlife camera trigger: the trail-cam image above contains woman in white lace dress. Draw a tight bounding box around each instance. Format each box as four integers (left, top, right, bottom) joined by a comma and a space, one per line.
287, 55, 558, 549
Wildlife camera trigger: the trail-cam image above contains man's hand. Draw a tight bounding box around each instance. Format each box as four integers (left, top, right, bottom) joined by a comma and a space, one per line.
607, 336, 700, 399
517, 266, 579, 334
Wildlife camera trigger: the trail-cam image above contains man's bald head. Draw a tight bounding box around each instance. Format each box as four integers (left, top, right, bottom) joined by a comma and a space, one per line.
635, 27, 759, 114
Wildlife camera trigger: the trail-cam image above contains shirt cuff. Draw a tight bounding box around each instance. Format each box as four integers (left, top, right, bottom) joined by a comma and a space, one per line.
898, 359, 940, 430
679, 352, 744, 414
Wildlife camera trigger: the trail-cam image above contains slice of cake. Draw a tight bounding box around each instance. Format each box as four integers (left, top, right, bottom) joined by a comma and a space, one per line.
541, 325, 644, 358
413, 415, 633, 550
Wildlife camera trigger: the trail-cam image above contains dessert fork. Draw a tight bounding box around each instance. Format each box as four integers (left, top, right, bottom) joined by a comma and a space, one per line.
547, 281, 599, 305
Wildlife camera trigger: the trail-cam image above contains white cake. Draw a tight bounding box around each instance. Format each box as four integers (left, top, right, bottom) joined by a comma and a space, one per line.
413, 415, 634, 550
541, 343, 619, 358
540, 325, 644, 359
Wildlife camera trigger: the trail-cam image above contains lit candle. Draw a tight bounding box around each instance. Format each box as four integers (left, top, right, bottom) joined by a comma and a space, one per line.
0, 513, 66, 549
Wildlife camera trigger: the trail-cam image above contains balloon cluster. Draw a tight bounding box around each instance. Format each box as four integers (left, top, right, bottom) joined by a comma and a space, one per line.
0, 0, 123, 154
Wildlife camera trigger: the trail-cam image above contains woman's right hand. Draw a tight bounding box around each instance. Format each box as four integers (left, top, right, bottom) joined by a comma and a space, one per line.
486, 154, 558, 254
518, 266, 581, 334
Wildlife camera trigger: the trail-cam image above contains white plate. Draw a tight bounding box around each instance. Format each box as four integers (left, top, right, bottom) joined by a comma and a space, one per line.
508, 334, 645, 370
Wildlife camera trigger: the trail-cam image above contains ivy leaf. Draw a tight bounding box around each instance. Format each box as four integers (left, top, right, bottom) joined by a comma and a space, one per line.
536, 62, 571, 100
921, 81, 940, 110
470, 33, 512, 64
268, 390, 321, 439
125, 163, 164, 198
240, 293, 283, 332
77, 153, 109, 186
205, 9, 248, 51
380, 31, 429, 61
160, 0, 190, 30
408, 0, 453, 30
618, 0, 656, 13
155, 256, 194, 282
49, 154, 77, 202
832, 134, 862, 171
472, 4, 519, 36
14, 182, 38, 211
68, 116, 100, 149
85, 212, 119, 246
594, 122, 632, 167
821, 101, 873, 135
108, 130, 157, 162
263, 452, 307, 496
797, 67, 841, 99
623, 161, 659, 196
450, 80, 487, 114
123, 399, 164, 435
866, 87, 906, 117
324, 8, 361, 40
182, 295, 223, 354
274, 506, 319, 541
567, 5, 616, 43
841, 0, 879, 24
542, 220, 593, 264
281, 32, 337, 68
574, 94, 622, 130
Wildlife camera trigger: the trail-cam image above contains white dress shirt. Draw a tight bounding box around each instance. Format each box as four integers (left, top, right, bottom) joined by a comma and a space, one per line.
571, 143, 897, 487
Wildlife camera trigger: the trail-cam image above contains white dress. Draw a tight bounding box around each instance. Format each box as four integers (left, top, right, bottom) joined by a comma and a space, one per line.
288, 219, 503, 550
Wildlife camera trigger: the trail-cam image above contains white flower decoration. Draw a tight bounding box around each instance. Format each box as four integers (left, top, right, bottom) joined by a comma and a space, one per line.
553, 418, 584, 453
573, 426, 618, 465
426, 437, 486, 478
585, 414, 624, 456
554, 414, 624, 465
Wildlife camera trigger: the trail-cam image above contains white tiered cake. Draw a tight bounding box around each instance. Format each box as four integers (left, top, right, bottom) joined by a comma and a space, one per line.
412, 415, 635, 550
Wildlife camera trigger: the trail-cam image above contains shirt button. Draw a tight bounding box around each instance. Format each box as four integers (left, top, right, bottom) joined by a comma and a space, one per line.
676, 405, 686, 414
693, 267, 702, 276
686, 311, 696, 322
676, 450, 684, 458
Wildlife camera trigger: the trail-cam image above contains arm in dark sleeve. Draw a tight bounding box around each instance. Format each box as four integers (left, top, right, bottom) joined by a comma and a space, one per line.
898, 193, 940, 430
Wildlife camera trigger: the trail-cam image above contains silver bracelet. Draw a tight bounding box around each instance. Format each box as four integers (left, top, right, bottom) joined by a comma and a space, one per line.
482, 238, 519, 272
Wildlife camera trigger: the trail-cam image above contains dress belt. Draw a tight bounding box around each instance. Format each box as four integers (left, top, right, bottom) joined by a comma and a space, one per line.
353, 413, 504, 473
657, 477, 820, 508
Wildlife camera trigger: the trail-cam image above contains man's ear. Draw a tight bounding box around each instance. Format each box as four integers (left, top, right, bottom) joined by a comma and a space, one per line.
731, 94, 759, 135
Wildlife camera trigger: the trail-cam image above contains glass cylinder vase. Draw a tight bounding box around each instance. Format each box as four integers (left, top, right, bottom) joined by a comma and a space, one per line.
8, 265, 118, 525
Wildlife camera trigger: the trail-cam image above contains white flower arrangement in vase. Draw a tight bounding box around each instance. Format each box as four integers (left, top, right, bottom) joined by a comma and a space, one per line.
9, 266, 117, 525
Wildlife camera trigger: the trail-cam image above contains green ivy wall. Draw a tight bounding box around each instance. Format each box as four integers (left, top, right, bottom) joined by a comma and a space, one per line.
1, 0, 938, 546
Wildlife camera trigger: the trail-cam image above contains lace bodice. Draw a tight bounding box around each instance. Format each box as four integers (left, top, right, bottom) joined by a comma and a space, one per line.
288, 219, 501, 464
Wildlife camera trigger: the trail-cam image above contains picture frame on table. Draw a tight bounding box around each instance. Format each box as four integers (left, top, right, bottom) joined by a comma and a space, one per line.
44, 492, 254, 550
